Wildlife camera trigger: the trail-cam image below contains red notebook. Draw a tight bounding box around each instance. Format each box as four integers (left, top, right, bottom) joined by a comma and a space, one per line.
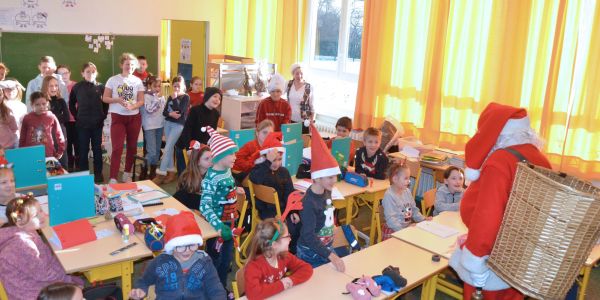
52, 219, 96, 249
109, 182, 138, 191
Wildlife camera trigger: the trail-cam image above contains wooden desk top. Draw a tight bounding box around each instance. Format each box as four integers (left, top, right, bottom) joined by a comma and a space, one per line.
292, 176, 366, 199
391, 211, 467, 259
137, 181, 218, 240
266, 264, 354, 299
342, 238, 448, 298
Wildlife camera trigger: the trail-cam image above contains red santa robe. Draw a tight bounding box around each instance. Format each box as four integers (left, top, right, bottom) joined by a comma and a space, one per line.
451, 143, 551, 299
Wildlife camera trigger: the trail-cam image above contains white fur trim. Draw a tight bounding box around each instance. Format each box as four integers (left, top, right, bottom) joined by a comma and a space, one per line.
311, 166, 341, 179
164, 234, 204, 253
254, 157, 266, 164
460, 247, 489, 274
501, 116, 530, 135
259, 147, 285, 155
155, 169, 167, 176
465, 167, 480, 182
449, 246, 510, 291
268, 73, 286, 92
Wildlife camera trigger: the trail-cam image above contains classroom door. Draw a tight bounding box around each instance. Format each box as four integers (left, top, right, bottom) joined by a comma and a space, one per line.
160, 20, 209, 87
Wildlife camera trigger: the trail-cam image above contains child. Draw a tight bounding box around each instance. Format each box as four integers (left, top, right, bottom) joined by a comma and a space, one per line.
296, 124, 345, 271
175, 87, 222, 174
103, 53, 145, 184
0, 62, 8, 81
129, 211, 226, 299
255, 73, 291, 131
199, 126, 240, 290
233, 119, 275, 178
174, 141, 212, 210
37, 282, 83, 300
133, 55, 149, 82
326, 116, 356, 166
0, 89, 18, 149
69, 62, 107, 182
19, 92, 65, 160
0, 195, 84, 299
244, 219, 313, 300
433, 166, 465, 216
154, 76, 189, 184
57, 65, 79, 171
249, 133, 301, 252
140, 75, 165, 180
188, 76, 205, 107
1, 79, 27, 136
354, 127, 389, 180
0, 155, 16, 225
381, 163, 430, 239
42, 76, 69, 167
25, 56, 68, 111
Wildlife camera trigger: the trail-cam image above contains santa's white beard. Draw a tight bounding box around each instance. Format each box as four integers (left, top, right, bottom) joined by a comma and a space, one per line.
490, 127, 544, 154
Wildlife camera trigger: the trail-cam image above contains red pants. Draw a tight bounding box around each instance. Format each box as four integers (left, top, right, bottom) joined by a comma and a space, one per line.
463, 283, 524, 300
109, 113, 141, 179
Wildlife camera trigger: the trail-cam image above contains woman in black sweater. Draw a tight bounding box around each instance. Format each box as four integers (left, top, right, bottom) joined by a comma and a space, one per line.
69, 62, 107, 183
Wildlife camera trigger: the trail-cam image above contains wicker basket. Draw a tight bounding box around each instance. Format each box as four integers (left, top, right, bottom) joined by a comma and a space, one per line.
488, 163, 600, 300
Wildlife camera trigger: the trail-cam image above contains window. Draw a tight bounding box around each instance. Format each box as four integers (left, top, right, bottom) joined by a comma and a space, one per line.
306, 0, 364, 119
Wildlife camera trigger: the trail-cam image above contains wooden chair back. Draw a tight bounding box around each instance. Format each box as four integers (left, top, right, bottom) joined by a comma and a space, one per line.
421, 188, 436, 216
232, 268, 245, 298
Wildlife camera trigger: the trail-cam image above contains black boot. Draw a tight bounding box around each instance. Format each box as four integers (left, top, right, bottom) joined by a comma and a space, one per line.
94, 171, 104, 183
139, 164, 148, 180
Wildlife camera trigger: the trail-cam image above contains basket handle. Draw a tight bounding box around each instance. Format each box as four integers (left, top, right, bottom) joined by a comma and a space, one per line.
504, 147, 568, 178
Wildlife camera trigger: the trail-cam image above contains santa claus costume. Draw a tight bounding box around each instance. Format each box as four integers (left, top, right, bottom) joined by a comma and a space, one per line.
449, 102, 551, 300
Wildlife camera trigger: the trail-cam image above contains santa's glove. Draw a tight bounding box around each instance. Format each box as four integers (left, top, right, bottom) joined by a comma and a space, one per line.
460, 246, 490, 288
219, 223, 233, 241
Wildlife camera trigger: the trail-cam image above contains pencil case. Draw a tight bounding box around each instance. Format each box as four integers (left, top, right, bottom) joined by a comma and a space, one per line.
344, 172, 368, 187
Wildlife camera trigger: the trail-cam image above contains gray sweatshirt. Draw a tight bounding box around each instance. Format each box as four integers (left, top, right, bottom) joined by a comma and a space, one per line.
382, 187, 425, 231
433, 184, 464, 216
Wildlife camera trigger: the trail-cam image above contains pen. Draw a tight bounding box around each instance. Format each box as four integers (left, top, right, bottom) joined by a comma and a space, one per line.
110, 242, 138, 256
142, 202, 164, 207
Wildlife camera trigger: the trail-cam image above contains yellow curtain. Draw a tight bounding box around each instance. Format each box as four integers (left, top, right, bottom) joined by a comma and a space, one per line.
355, 0, 600, 180
225, 0, 307, 74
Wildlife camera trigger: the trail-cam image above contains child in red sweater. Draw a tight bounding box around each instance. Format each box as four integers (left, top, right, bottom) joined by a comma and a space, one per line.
187, 76, 204, 107
19, 92, 65, 159
233, 119, 274, 176
255, 73, 291, 131
244, 218, 313, 300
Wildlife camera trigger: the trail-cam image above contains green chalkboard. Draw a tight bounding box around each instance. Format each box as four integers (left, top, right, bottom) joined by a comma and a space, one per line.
0, 32, 158, 85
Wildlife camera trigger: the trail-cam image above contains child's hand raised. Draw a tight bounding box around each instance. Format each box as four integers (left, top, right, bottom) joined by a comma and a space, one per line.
129, 288, 146, 299
266, 148, 278, 162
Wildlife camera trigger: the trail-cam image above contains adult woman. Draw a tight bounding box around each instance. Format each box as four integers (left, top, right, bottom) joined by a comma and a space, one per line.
285, 63, 314, 134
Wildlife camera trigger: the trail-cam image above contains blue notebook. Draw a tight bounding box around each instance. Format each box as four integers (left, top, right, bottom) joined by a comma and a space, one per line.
331, 137, 351, 168
284, 140, 303, 176
5, 145, 47, 189
281, 123, 302, 144
229, 128, 256, 148
48, 171, 95, 226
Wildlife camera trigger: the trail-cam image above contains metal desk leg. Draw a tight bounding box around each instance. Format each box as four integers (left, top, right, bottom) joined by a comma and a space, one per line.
421, 274, 439, 300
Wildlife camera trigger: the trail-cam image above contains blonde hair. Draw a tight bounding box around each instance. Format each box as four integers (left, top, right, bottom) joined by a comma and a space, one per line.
387, 162, 409, 185
0, 62, 9, 74
3, 79, 23, 101
177, 146, 211, 194
363, 127, 382, 140
256, 119, 274, 135
41, 76, 62, 100
247, 218, 288, 261
119, 53, 137, 65
5, 195, 38, 227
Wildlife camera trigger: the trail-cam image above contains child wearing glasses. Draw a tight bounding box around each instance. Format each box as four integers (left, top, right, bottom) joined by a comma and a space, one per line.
244, 218, 313, 300
129, 211, 226, 300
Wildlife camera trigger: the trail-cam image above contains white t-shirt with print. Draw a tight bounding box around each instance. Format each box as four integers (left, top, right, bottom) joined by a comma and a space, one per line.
105, 74, 144, 116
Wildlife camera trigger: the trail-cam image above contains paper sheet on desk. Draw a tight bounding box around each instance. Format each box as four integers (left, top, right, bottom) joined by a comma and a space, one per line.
416, 221, 459, 238
293, 179, 344, 200
400, 146, 420, 158
153, 208, 180, 216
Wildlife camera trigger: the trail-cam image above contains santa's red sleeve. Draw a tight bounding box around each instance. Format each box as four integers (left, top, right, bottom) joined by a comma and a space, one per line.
464, 159, 513, 257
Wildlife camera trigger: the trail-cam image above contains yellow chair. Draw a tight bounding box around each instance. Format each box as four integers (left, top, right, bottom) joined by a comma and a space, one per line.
234, 193, 250, 268
236, 180, 282, 267
332, 225, 359, 250
232, 267, 246, 299
0, 280, 7, 300
421, 188, 437, 217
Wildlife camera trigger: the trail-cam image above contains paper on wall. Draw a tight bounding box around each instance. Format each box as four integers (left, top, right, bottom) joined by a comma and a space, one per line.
180, 39, 192, 64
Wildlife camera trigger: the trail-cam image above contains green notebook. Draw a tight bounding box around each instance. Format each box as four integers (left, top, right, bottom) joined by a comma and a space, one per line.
284, 140, 303, 176
331, 137, 351, 168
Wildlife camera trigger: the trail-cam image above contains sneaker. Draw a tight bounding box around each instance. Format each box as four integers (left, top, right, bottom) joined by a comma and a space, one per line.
121, 172, 132, 183
108, 178, 118, 184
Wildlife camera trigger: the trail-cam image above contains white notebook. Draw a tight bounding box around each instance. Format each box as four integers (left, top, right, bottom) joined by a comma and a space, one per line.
416, 221, 460, 238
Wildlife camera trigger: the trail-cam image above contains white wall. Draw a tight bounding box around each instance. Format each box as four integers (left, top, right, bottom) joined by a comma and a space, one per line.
0, 0, 226, 53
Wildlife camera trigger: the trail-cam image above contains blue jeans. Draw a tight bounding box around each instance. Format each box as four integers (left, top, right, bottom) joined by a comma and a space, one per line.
158, 121, 183, 174
77, 127, 103, 174
143, 128, 163, 166
296, 243, 334, 268
205, 235, 234, 290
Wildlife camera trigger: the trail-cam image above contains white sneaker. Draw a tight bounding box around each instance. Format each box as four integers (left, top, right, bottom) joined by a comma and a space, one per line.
108, 178, 118, 184
121, 172, 133, 183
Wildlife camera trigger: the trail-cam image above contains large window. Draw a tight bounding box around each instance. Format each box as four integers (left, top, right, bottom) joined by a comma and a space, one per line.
306, 0, 364, 119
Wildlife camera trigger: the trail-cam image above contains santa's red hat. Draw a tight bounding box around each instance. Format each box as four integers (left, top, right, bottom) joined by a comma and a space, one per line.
259, 132, 284, 155
310, 124, 341, 179
163, 211, 203, 253
465, 102, 530, 181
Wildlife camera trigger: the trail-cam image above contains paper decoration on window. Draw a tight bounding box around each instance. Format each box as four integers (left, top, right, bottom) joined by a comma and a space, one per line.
22, 0, 38, 9
84, 34, 115, 54
62, 0, 77, 8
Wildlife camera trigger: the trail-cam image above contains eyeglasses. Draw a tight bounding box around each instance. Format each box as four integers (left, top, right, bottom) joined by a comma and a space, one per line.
174, 244, 200, 253
279, 234, 291, 240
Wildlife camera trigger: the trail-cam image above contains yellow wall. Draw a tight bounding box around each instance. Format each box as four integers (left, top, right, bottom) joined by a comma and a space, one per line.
166, 20, 207, 83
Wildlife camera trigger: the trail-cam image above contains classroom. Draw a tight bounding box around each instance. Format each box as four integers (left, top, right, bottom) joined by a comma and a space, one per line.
0, 0, 599, 299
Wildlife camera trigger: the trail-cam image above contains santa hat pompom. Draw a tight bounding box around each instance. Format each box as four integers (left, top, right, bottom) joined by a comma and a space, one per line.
189, 140, 201, 150
303, 119, 311, 127
201, 127, 207, 132
464, 167, 480, 182
327, 199, 332, 206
